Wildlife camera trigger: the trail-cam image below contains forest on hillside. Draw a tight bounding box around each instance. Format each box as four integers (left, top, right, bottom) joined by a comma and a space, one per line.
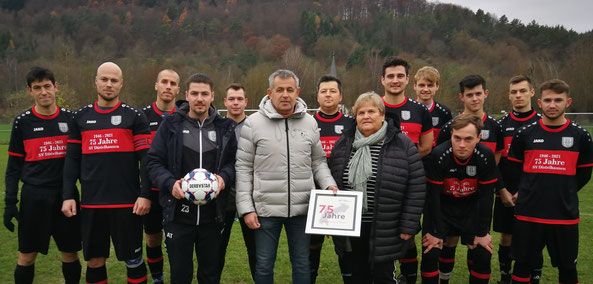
0, 0, 591, 122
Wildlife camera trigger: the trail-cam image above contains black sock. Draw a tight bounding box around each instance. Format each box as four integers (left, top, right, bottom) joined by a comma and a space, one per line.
499, 245, 512, 282
400, 246, 418, 283
126, 259, 148, 284
86, 265, 107, 284
530, 253, 543, 284
439, 246, 456, 283
146, 245, 164, 282
62, 260, 81, 284
15, 264, 34, 284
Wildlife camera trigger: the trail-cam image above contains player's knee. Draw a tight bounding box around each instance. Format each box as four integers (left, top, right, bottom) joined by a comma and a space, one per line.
60, 251, 79, 263
125, 255, 145, 268
421, 247, 441, 271
500, 233, 512, 246
17, 252, 37, 266
145, 232, 163, 247
87, 257, 106, 268
469, 246, 492, 273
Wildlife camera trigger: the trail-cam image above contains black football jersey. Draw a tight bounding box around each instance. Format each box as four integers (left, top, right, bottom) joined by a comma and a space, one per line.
6, 106, 72, 196
425, 141, 498, 237
437, 113, 504, 155
508, 119, 593, 224
427, 100, 453, 146
314, 112, 354, 157
383, 96, 432, 144
63, 101, 151, 207
497, 109, 540, 193
142, 101, 176, 143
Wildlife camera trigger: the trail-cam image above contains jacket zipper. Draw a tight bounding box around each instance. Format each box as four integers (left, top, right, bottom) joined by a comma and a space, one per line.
196, 121, 203, 226
368, 141, 386, 266
285, 118, 291, 218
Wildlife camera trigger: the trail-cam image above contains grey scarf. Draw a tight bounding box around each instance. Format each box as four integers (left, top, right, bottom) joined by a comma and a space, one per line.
347, 121, 387, 210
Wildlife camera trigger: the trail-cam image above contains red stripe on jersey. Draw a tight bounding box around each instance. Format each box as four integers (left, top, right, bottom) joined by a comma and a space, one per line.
539, 119, 570, 132
81, 129, 135, 154
481, 141, 497, 154
32, 105, 60, 120
481, 113, 487, 122
426, 178, 444, 184
68, 139, 82, 144
127, 275, 148, 283
515, 215, 580, 224
94, 100, 121, 113
22, 135, 68, 161
134, 134, 151, 151
479, 178, 497, 184
453, 153, 472, 166
578, 163, 593, 168
400, 122, 422, 143
8, 151, 25, 157
442, 178, 478, 197
421, 271, 439, 277
320, 136, 340, 157
149, 130, 157, 145
511, 275, 530, 283
523, 150, 578, 175
470, 270, 490, 280
511, 111, 537, 122
432, 128, 441, 146
315, 112, 343, 122
382, 96, 407, 108
508, 156, 522, 163
151, 187, 160, 191
502, 136, 513, 157
81, 204, 135, 208
438, 257, 455, 263
152, 101, 175, 115
399, 258, 417, 263
86, 280, 108, 284
428, 102, 435, 112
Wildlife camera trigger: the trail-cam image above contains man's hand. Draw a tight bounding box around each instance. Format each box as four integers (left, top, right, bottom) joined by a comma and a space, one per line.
512, 192, 518, 204
472, 234, 493, 254
499, 188, 515, 207
172, 179, 185, 199
61, 199, 77, 217
133, 197, 151, 216
3, 204, 19, 232
422, 233, 443, 253
327, 185, 339, 194
400, 233, 413, 241
244, 212, 260, 229
215, 174, 226, 198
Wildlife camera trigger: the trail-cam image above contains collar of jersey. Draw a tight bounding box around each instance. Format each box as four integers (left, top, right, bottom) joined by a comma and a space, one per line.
152, 101, 175, 115
94, 100, 121, 114
453, 151, 473, 166
510, 109, 537, 121
539, 118, 570, 133
315, 111, 342, 122
32, 104, 60, 120
382, 96, 408, 108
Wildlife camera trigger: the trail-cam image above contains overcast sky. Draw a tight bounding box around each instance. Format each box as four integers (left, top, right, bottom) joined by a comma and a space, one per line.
429, 0, 593, 33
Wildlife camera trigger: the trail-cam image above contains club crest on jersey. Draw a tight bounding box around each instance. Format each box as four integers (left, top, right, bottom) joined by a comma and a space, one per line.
466, 166, 477, 177
335, 125, 344, 134
401, 110, 411, 121
562, 137, 574, 148
481, 130, 490, 139
58, 122, 68, 133
208, 131, 217, 142
432, 117, 439, 126
111, 115, 122, 125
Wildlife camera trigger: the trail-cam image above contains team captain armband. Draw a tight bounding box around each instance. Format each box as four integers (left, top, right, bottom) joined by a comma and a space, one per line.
133, 134, 150, 151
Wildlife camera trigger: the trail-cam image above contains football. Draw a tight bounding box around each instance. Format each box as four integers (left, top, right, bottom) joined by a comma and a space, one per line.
181, 168, 219, 205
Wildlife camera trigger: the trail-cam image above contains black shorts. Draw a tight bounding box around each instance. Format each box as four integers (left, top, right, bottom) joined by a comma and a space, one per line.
512, 219, 578, 269
143, 189, 163, 234
492, 196, 515, 234
443, 225, 476, 246
18, 184, 81, 255
81, 207, 143, 261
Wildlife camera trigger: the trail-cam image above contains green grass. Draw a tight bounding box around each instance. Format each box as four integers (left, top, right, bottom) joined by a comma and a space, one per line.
0, 124, 11, 145
2, 144, 593, 283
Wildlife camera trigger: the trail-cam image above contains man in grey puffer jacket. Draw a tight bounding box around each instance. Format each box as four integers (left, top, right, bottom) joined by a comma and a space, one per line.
235, 69, 338, 284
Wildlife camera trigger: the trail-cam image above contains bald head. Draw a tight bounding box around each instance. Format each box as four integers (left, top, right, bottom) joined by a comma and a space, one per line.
95, 62, 124, 105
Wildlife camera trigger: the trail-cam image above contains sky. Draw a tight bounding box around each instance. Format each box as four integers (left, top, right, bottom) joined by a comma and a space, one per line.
429, 0, 593, 33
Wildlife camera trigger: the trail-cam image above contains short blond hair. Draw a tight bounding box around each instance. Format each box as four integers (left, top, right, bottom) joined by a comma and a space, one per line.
352, 92, 385, 116
414, 66, 440, 85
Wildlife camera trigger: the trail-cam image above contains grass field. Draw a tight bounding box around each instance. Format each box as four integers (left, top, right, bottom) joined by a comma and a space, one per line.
1, 137, 593, 283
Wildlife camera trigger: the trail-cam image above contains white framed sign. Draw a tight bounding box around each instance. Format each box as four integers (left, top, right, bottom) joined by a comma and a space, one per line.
305, 190, 363, 237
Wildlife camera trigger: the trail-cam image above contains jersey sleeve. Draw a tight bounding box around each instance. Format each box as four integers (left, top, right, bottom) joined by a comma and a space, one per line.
507, 131, 525, 164
5, 118, 24, 205
63, 114, 82, 201
436, 121, 451, 146
577, 129, 593, 168
133, 111, 152, 199
477, 150, 497, 236
421, 107, 433, 135
495, 122, 504, 153
423, 151, 445, 238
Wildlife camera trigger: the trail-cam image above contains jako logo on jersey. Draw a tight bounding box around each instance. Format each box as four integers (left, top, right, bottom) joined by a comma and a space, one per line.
183, 129, 190, 134
533, 139, 544, 143
58, 122, 68, 133
562, 137, 574, 148
432, 117, 439, 126
506, 127, 515, 131
466, 166, 477, 176
335, 125, 344, 134
111, 115, 122, 125
208, 131, 217, 142
150, 122, 158, 126
86, 120, 97, 124
33, 127, 44, 132
401, 110, 411, 120
481, 130, 490, 139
